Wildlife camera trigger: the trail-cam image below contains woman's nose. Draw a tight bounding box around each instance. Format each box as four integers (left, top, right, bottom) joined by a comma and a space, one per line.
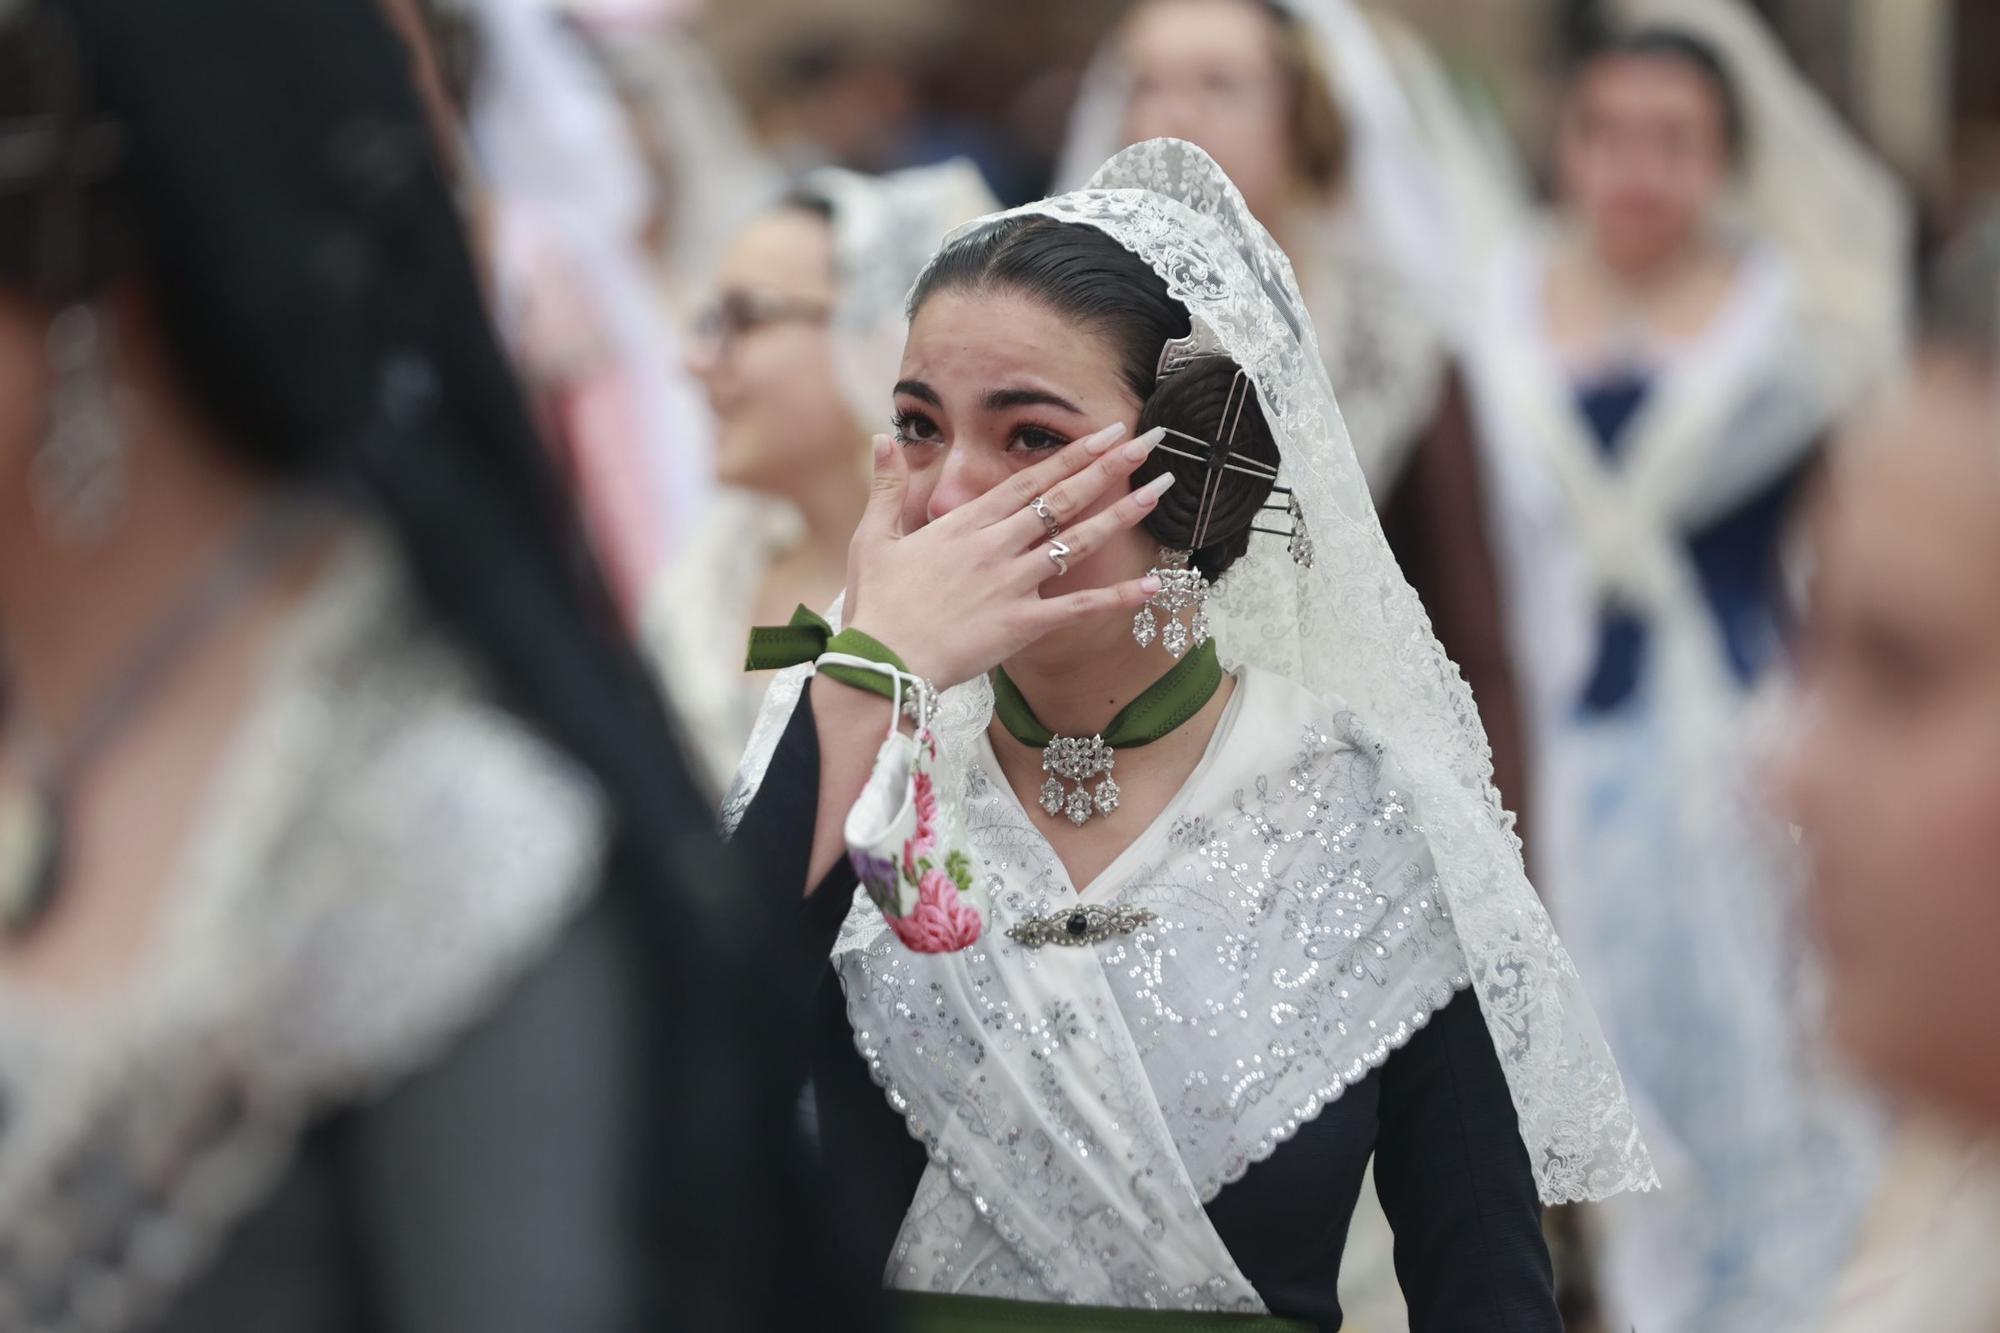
926, 445, 1005, 524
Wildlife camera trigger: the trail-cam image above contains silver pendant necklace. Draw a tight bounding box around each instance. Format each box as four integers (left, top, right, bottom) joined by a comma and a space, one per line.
0, 495, 326, 939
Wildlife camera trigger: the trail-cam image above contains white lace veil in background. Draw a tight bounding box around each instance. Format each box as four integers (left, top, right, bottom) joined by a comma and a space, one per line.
1052, 0, 1524, 493
804, 160, 1002, 431
1054, 0, 1527, 330
727, 139, 1655, 1206
457, 0, 717, 564
582, 13, 785, 309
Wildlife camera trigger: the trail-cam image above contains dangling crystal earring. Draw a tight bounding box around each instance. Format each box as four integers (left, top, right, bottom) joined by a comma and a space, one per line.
1133, 547, 1211, 659
32, 304, 126, 542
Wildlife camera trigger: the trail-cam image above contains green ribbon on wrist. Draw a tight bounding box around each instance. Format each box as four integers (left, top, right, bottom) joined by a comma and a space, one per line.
745, 604, 913, 705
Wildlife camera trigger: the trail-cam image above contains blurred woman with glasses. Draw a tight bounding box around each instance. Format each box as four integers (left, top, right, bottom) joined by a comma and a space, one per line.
649, 162, 997, 796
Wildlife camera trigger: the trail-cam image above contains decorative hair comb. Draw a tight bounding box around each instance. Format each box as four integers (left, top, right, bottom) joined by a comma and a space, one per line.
1155, 312, 1232, 379
1150, 336, 1312, 565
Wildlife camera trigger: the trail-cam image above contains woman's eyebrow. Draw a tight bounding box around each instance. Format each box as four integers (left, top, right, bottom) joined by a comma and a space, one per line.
984, 386, 1082, 414
892, 379, 941, 405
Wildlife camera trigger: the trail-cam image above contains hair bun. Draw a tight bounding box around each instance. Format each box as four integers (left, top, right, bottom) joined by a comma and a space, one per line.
1133, 357, 1281, 580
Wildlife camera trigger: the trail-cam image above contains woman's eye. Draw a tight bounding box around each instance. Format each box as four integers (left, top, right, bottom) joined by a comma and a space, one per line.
1009, 425, 1071, 454
891, 410, 941, 446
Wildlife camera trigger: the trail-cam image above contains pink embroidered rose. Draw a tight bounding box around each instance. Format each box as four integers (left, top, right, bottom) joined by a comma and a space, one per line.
902, 768, 940, 876
888, 867, 984, 953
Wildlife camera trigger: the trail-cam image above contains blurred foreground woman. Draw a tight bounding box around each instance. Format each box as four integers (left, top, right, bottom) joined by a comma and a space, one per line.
1461, 3, 1907, 1328
0, 1, 854, 1327
1782, 221, 2000, 1333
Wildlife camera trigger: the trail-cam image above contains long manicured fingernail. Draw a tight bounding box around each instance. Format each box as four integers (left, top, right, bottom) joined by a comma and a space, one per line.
1140, 574, 1163, 595
1083, 421, 1130, 455
1121, 427, 1164, 463
1135, 473, 1175, 505
872, 434, 891, 465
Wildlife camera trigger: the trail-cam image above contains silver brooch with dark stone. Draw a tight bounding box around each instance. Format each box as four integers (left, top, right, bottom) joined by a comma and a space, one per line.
1006, 903, 1157, 948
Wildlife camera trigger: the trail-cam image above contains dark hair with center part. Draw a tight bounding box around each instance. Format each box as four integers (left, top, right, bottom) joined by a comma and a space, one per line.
909, 214, 1281, 580
1574, 25, 1747, 166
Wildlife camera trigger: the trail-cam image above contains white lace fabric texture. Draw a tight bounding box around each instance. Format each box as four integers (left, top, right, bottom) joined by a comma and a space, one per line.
0, 533, 606, 1332
854, 670, 1470, 1306
731, 141, 1655, 1228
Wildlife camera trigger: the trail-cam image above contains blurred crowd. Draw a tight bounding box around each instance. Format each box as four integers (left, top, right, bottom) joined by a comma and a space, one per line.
0, 0, 1997, 1330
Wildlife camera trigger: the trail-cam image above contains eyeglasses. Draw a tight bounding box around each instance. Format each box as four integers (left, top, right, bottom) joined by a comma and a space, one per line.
692, 290, 832, 353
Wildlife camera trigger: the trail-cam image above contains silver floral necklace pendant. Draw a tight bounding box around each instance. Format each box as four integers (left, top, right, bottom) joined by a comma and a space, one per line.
1037, 734, 1120, 827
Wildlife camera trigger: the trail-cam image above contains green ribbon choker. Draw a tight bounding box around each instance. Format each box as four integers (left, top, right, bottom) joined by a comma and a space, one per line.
990, 638, 1224, 826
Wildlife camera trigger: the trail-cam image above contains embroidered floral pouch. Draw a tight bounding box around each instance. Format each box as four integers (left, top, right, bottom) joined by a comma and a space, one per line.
844, 726, 986, 953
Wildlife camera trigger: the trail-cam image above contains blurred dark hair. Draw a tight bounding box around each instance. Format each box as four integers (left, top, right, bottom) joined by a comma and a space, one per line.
0, 4, 141, 300
1573, 25, 1748, 165
1923, 202, 2000, 366
910, 214, 1280, 580
0, 1, 848, 1322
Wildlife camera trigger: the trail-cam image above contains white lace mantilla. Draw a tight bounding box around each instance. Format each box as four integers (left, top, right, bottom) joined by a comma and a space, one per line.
732, 141, 1656, 1219
0, 533, 606, 1332
1292, 210, 1447, 495
836, 670, 1467, 1305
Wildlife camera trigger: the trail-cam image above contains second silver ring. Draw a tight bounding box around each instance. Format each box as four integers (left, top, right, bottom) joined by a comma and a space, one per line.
1045, 539, 1071, 576
1030, 494, 1062, 538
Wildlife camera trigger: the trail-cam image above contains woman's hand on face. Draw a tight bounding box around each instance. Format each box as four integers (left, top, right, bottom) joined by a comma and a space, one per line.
844, 422, 1172, 690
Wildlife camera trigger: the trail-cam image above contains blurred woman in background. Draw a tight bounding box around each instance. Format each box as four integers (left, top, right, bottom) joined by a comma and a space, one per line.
0, 0, 852, 1327
1461, 2, 1909, 1327
1782, 214, 2000, 1333
650, 161, 996, 796
1058, 11, 1531, 1321
1057, 0, 1531, 849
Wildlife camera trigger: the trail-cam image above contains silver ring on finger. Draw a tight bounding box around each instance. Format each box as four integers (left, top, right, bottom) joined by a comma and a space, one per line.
1045, 539, 1071, 576
1030, 495, 1062, 538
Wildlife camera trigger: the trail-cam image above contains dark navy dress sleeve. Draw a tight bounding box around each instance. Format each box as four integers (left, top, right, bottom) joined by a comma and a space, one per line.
726, 687, 865, 1011
1373, 988, 1559, 1333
